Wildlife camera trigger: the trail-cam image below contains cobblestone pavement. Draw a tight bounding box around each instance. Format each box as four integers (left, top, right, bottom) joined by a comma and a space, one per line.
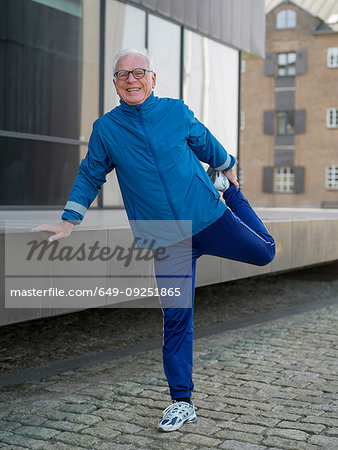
2, 263, 338, 373
0, 300, 337, 449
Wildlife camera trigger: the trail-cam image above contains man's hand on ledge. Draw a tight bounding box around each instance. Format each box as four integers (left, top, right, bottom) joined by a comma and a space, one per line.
224, 168, 240, 189
31, 221, 74, 242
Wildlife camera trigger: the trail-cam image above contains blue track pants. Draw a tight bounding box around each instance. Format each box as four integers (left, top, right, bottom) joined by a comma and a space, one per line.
154, 185, 276, 400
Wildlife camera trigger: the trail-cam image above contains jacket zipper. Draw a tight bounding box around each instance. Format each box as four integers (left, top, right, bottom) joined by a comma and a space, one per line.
137, 106, 191, 241
137, 106, 180, 221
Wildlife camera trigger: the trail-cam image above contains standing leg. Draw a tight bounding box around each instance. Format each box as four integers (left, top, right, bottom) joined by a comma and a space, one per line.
154, 242, 199, 400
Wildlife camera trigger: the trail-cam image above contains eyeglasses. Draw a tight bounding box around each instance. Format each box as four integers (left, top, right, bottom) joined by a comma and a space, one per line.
114, 68, 153, 81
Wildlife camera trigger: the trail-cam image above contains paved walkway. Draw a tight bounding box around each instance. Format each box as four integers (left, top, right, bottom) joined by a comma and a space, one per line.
0, 303, 337, 449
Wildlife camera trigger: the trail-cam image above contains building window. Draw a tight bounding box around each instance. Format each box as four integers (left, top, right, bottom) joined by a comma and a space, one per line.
240, 111, 245, 130
276, 9, 297, 29
327, 48, 338, 68
327, 108, 338, 128
276, 111, 294, 135
277, 52, 296, 76
326, 165, 338, 190
274, 167, 294, 193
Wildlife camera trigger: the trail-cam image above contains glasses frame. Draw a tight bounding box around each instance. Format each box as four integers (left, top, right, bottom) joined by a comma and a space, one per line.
114, 68, 153, 81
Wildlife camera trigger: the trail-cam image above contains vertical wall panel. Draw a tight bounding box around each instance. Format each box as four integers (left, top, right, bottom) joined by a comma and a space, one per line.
196, 0, 210, 35
275, 90, 295, 110
264, 111, 274, 134
263, 167, 274, 193
132, 0, 266, 57
170, 0, 185, 23
264, 52, 275, 76
209, 0, 222, 40
296, 50, 306, 74
295, 109, 306, 133
294, 167, 305, 193
220, 0, 233, 45
155, 0, 171, 17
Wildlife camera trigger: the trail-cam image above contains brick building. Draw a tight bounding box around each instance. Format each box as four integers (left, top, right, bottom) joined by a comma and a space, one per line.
240, 0, 338, 207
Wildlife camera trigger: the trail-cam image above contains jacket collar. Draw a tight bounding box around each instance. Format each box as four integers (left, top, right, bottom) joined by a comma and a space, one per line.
119, 92, 157, 115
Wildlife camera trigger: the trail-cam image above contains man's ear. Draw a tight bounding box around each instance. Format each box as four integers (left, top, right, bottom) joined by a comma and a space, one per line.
152, 73, 156, 89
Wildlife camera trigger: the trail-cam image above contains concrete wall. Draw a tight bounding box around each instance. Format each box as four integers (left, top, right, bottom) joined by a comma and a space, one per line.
1, 218, 338, 326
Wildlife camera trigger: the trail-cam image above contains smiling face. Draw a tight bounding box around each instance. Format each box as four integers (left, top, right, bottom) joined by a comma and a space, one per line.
113, 53, 156, 106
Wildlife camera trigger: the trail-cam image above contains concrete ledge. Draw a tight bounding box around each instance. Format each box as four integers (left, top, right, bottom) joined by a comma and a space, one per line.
1, 210, 338, 326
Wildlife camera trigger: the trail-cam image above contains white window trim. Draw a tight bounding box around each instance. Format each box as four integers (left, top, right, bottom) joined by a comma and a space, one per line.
326, 165, 338, 190
327, 48, 338, 68
274, 167, 295, 193
327, 108, 338, 128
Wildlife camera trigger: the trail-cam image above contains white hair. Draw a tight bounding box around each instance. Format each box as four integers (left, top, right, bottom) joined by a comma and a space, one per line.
112, 48, 154, 75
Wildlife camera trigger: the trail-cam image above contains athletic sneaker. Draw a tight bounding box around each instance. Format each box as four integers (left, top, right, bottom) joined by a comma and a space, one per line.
207, 166, 230, 192
158, 401, 197, 432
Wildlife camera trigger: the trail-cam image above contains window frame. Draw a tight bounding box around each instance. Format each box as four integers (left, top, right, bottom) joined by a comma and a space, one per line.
277, 52, 296, 77
274, 166, 295, 193
327, 48, 338, 68
326, 165, 338, 190
276, 111, 295, 135
326, 108, 338, 128
276, 9, 297, 29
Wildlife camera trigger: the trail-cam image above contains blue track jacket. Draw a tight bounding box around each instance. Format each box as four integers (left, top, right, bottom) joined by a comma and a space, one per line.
62, 93, 236, 245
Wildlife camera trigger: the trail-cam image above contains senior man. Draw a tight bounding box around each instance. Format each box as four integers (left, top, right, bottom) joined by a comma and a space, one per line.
34, 48, 275, 432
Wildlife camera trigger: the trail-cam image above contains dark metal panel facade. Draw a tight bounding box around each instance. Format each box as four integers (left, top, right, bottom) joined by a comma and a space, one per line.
274, 149, 294, 166
275, 90, 295, 110
294, 167, 305, 194
295, 109, 306, 134
263, 167, 274, 193
125, 0, 266, 57
296, 50, 307, 75
264, 52, 275, 76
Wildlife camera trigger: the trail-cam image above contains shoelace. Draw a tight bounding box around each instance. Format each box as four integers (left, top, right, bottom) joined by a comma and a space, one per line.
161, 402, 191, 420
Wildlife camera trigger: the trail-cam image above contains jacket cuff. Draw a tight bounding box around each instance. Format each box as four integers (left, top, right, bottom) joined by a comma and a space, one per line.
215, 154, 236, 172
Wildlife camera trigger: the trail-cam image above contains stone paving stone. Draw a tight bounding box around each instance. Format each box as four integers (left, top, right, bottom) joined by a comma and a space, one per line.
58, 403, 97, 414
40, 443, 82, 449
308, 435, 338, 448
262, 436, 318, 449
114, 433, 157, 447
0, 430, 13, 439
43, 420, 87, 432
184, 417, 222, 436
265, 427, 308, 441
89, 419, 143, 434
80, 422, 121, 440
194, 408, 238, 422
0, 422, 22, 432
4, 414, 47, 427
217, 421, 266, 435
148, 442, 199, 450
48, 411, 102, 425
215, 430, 264, 444
93, 443, 136, 450
326, 427, 338, 436
276, 419, 325, 433
52, 431, 100, 447
1, 434, 46, 449
180, 433, 223, 447
219, 441, 267, 449
235, 415, 280, 428
14, 425, 60, 440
